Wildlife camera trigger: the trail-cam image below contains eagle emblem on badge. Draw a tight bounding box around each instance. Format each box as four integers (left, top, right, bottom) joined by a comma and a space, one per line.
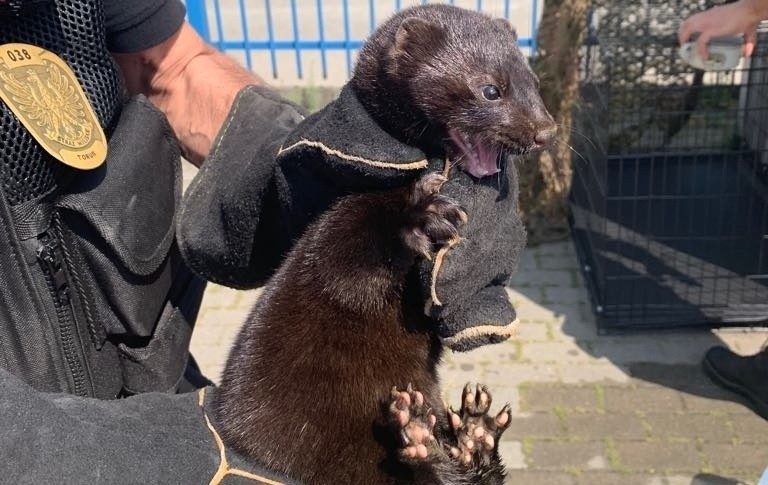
0, 60, 93, 148
0, 43, 106, 169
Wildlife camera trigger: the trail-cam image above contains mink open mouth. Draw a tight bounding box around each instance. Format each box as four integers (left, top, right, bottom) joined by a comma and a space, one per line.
448, 129, 502, 179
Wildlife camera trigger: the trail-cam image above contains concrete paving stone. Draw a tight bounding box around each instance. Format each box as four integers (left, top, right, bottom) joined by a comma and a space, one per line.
195, 309, 249, 332
516, 303, 565, 325
443, 342, 521, 368
561, 240, 579, 256
534, 240, 574, 257
575, 472, 667, 485
586, 454, 610, 470
684, 472, 755, 485
504, 470, 576, 485
680, 390, 755, 415
546, 302, 598, 324
566, 413, 649, 441
603, 386, 687, 414
513, 269, 574, 289
543, 286, 592, 306
558, 364, 630, 384
439, 363, 490, 389
482, 363, 560, 387
656, 338, 729, 366
517, 322, 552, 342
628, 363, 717, 392
504, 412, 567, 440
615, 441, 702, 473
588, 335, 718, 366
498, 441, 527, 470
198, 285, 244, 310
520, 341, 595, 364
729, 412, 768, 444
511, 249, 537, 274
583, 338, 672, 365
538, 253, 582, 272
189, 321, 227, 348
642, 413, 733, 443
520, 384, 601, 413
526, 440, 608, 470
555, 321, 601, 341
700, 443, 768, 476
232, 289, 261, 308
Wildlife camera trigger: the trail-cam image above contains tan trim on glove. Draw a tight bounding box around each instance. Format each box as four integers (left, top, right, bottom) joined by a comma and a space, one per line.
199, 389, 286, 485
429, 237, 462, 307
440, 319, 519, 348
278, 139, 428, 170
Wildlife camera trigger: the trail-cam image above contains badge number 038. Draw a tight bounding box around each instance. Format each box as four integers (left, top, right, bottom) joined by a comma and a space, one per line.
0, 43, 107, 169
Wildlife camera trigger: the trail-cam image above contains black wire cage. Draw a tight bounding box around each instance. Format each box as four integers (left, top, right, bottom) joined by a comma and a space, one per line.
570, 0, 768, 332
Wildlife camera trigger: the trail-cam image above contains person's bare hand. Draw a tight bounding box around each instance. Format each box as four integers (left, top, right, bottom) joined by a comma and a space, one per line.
678, 0, 762, 59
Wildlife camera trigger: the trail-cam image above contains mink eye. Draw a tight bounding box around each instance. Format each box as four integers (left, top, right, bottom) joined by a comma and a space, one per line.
482, 85, 501, 100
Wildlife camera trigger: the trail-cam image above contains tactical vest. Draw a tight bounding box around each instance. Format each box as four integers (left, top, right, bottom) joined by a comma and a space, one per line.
0, 0, 205, 398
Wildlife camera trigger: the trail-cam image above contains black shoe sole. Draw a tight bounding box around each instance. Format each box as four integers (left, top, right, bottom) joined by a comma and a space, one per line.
702, 356, 768, 421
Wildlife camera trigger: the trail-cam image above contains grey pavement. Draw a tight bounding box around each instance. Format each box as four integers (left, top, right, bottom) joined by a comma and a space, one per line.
186, 164, 768, 485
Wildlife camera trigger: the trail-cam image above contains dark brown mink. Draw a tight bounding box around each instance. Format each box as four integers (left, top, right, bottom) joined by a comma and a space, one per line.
214, 173, 511, 484
213, 3, 552, 483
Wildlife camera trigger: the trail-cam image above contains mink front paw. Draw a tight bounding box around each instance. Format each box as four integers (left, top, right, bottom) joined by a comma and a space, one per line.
388, 384, 442, 464
447, 384, 511, 467
401, 172, 467, 260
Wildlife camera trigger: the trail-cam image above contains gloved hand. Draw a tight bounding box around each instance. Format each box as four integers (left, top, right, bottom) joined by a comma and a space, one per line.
419, 160, 526, 352
178, 85, 307, 288
178, 84, 434, 289
179, 83, 526, 353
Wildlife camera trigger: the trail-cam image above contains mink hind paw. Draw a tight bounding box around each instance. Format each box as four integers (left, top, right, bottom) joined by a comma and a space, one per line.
446, 384, 512, 467
388, 384, 444, 464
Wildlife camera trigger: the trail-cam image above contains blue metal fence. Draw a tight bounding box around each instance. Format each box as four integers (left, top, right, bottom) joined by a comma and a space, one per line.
184, 0, 540, 82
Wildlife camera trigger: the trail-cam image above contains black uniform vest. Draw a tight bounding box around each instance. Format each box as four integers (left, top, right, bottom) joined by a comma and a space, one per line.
0, 0, 205, 398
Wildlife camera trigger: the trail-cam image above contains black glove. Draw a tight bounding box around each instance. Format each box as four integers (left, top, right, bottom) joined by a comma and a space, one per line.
178, 85, 434, 288
177, 85, 307, 288
179, 84, 526, 352
420, 160, 526, 352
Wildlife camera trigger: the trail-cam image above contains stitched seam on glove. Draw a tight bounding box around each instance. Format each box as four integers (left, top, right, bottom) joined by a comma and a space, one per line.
278, 139, 428, 170
428, 237, 462, 307
440, 319, 519, 348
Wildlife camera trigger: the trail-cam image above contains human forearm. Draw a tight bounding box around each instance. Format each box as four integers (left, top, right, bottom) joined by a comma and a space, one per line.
113, 22, 264, 166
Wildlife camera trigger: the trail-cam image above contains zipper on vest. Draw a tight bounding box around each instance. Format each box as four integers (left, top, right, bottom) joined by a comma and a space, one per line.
37, 232, 88, 397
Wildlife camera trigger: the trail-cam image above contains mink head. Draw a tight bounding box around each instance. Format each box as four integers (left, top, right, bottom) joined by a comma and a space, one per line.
351, 4, 557, 178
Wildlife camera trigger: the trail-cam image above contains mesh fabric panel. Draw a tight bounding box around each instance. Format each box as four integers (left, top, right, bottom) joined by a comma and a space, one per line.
0, 0, 122, 206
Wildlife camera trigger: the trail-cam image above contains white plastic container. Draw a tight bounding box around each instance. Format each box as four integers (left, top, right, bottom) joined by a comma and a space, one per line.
678, 36, 743, 71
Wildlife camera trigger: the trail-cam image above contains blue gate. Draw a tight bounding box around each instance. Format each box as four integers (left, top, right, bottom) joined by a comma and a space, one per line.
184, 0, 540, 83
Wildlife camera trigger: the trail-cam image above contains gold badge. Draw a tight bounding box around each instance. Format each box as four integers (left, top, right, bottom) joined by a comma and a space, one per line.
0, 43, 106, 170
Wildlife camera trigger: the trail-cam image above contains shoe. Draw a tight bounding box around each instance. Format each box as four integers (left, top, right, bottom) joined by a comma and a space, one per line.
702, 346, 768, 420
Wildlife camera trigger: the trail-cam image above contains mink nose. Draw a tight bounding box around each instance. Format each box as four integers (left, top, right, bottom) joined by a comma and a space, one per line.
534, 125, 558, 146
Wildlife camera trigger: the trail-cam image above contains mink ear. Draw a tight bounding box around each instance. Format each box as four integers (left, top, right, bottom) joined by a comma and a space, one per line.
493, 18, 518, 41
394, 17, 446, 57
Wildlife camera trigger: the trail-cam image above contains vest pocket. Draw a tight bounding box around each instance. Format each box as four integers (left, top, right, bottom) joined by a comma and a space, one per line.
55, 96, 202, 392
56, 95, 181, 338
